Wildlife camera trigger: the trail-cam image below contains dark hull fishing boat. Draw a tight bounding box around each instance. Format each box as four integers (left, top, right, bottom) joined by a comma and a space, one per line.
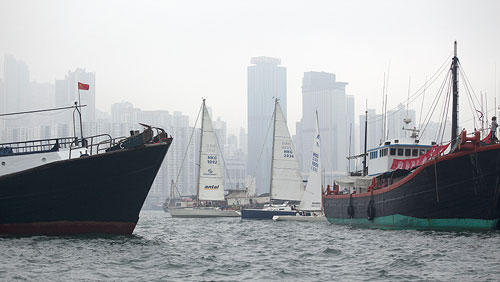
324, 142, 500, 229
323, 42, 500, 230
0, 123, 172, 236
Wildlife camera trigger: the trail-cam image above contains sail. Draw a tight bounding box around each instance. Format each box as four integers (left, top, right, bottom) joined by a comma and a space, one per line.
298, 112, 322, 211
270, 101, 303, 201
198, 103, 225, 201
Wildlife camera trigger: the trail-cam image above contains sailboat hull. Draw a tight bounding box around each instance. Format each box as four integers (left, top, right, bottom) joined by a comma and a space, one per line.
323, 144, 500, 230
241, 209, 297, 219
168, 208, 240, 218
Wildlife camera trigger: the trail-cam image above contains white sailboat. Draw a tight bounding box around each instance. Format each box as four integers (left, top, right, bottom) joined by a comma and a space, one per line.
273, 111, 327, 222
168, 99, 239, 218
241, 99, 303, 219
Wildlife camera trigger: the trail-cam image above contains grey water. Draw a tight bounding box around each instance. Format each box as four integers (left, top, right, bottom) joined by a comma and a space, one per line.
1, 211, 500, 282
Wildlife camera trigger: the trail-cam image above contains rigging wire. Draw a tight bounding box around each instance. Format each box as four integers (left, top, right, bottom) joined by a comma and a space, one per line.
419, 69, 452, 139
459, 61, 482, 109
436, 78, 452, 143
418, 77, 427, 129
213, 120, 235, 191
172, 102, 203, 199
366, 52, 453, 125
247, 108, 275, 193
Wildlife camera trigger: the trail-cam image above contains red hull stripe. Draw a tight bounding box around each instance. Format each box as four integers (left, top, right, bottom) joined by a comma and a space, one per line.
325, 143, 500, 200
0, 221, 136, 236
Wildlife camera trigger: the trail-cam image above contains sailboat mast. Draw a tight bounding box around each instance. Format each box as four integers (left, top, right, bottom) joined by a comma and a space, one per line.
451, 41, 459, 148
196, 99, 206, 204
315, 109, 321, 186
363, 109, 368, 176
269, 98, 278, 204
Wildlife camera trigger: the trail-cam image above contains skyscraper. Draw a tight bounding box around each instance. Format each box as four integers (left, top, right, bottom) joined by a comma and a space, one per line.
247, 56, 287, 195
0, 55, 55, 142
1, 55, 30, 141
298, 71, 350, 177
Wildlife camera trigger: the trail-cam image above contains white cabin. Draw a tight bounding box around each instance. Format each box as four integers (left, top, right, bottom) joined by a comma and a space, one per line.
367, 139, 434, 175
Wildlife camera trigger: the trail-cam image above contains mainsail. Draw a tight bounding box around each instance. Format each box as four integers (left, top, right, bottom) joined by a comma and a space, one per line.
298, 111, 322, 211
270, 100, 303, 201
197, 101, 225, 201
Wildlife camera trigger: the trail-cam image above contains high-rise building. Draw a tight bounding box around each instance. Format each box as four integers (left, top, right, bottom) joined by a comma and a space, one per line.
213, 116, 227, 148
2, 55, 29, 115
247, 56, 287, 195
0, 55, 56, 142
239, 128, 247, 156
298, 71, 350, 179
1, 55, 30, 141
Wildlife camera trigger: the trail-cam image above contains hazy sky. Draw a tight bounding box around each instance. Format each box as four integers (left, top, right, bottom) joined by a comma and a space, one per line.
1, 0, 499, 135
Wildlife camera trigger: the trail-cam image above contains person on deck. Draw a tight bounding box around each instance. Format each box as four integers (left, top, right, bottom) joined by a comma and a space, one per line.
491, 116, 498, 143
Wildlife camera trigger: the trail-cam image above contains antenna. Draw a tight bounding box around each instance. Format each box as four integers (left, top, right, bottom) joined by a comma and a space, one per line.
405, 76, 411, 138
385, 60, 391, 141
381, 72, 386, 143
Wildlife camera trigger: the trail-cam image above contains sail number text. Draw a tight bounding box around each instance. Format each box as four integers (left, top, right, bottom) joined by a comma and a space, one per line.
281, 142, 294, 158
207, 155, 218, 164
311, 152, 319, 172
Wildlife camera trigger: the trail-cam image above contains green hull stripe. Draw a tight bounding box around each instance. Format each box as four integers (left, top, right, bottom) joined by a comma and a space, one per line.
326, 214, 498, 230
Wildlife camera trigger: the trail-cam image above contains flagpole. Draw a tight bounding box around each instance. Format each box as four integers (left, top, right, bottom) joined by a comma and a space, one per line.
78, 88, 84, 142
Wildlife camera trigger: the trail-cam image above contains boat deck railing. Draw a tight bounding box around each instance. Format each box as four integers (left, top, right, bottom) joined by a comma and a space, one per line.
0, 137, 75, 157
69, 134, 125, 158
0, 134, 126, 158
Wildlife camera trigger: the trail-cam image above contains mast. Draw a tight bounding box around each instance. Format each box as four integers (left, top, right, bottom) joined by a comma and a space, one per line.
363, 109, 368, 176
196, 99, 205, 205
451, 41, 459, 148
269, 98, 278, 204
169, 180, 175, 208
348, 123, 352, 173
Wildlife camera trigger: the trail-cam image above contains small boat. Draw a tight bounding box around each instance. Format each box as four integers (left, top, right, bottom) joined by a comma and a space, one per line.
168, 99, 239, 218
168, 207, 240, 218
241, 99, 303, 219
272, 110, 326, 222
0, 106, 172, 235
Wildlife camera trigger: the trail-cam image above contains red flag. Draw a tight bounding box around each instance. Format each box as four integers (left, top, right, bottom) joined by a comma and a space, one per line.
78, 82, 90, 90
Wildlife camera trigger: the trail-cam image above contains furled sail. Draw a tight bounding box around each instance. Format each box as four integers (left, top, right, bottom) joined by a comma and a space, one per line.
298, 111, 322, 211
270, 100, 303, 201
198, 102, 225, 201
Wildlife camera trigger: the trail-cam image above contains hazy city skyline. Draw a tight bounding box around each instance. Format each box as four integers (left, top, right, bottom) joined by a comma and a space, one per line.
1, 0, 500, 136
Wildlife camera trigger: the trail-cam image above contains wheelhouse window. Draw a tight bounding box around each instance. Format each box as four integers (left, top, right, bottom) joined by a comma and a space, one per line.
419, 149, 426, 156
397, 148, 404, 156
390, 148, 396, 156
379, 148, 388, 157
412, 149, 418, 156
405, 149, 411, 156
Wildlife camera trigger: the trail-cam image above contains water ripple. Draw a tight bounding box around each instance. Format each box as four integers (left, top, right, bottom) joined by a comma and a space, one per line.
1, 211, 500, 281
